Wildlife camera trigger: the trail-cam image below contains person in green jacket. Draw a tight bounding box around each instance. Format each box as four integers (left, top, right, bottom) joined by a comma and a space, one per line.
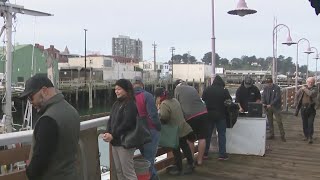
155, 87, 195, 176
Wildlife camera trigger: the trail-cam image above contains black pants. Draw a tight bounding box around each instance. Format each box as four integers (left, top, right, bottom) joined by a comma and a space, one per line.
301, 106, 316, 138
172, 135, 194, 171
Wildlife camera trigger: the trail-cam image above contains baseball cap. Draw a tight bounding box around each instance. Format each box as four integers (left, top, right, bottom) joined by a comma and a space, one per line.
133, 76, 143, 84
265, 77, 273, 83
19, 73, 54, 99
174, 79, 184, 86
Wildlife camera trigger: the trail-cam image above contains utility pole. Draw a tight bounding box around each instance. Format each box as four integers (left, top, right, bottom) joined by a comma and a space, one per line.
0, 2, 52, 132
152, 42, 157, 72
84, 29, 87, 87
170, 47, 175, 80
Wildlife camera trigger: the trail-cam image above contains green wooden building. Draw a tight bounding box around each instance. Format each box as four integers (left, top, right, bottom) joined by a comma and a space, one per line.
0, 44, 59, 86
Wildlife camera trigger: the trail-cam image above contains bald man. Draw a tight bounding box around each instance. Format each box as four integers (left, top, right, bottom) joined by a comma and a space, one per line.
294, 77, 318, 144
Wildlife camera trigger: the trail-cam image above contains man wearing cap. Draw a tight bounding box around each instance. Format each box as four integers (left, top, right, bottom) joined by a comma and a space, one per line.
133, 76, 161, 180
235, 76, 261, 112
262, 77, 286, 142
20, 73, 80, 180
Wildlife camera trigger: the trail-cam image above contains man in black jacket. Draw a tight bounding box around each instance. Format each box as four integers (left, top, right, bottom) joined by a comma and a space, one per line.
235, 76, 261, 113
202, 75, 232, 160
262, 78, 286, 142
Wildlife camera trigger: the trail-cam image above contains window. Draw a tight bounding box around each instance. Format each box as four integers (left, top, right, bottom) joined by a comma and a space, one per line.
17, 77, 24, 82
104, 60, 112, 67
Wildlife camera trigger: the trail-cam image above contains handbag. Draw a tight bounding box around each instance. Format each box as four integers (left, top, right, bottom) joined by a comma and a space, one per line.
159, 124, 179, 149
121, 116, 151, 149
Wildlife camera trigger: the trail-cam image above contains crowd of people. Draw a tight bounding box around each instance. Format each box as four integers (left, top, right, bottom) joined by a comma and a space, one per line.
18, 73, 318, 180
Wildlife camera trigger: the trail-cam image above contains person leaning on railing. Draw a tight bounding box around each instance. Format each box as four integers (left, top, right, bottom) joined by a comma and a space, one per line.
19, 73, 80, 180
155, 87, 195, 176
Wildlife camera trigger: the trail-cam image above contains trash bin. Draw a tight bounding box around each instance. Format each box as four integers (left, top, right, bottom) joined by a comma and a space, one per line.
134, 159, 151, 180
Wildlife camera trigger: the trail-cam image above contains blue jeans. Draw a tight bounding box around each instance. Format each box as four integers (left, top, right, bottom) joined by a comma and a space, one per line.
205, 118, 227, 157
139, 129, 160, 180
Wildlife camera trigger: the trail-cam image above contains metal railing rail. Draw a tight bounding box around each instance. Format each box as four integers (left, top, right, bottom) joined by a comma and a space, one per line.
0, 116, 109, 146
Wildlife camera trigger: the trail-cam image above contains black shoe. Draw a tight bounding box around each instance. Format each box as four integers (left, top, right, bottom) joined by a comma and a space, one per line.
309, 138, 313, 144
168, 168, 183, 176
183, 164, 195, 174
166, 165, 177, 173
267, 135, 275, 140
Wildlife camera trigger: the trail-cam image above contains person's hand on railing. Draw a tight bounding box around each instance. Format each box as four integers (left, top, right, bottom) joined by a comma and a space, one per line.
102, 133, 113, 142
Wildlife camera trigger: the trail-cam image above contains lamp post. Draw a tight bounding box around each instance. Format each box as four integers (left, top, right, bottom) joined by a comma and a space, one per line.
272, 24, 296, 83
295, 38, 312, 92
84, 29, 88, 86
309, 47, 319, 81
170, 47, 175, 80
210, 0, 257, 84
304, 47, 315, 78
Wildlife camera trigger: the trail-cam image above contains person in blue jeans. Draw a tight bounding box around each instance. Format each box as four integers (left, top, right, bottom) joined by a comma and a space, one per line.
133, 76, 161, 180
202, 75, 232, 160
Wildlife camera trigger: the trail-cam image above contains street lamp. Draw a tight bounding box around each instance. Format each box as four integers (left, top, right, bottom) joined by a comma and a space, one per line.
211, 0, 257, 83
272, 24, 296, 83
309, 47, 319, 80
303, 47, 314, 78
170, 47, 175, 80
84, 29, 88, 86
295, 38, 312, 92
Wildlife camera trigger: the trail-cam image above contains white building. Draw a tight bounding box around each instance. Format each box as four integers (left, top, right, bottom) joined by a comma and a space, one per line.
137, 61, 171, 80
173, 64, 215, 82
60, 56, 142, 81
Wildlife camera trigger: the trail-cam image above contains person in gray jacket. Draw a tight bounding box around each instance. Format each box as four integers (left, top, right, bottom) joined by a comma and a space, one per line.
262, 77, 286, 142
294, 77, 318, 144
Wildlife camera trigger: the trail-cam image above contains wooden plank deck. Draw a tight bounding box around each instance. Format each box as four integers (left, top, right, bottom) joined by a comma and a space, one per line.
159, 110, 320, 180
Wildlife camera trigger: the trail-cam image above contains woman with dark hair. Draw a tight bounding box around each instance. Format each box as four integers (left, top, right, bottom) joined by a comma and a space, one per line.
155, 87, 195, 176
103, 79, 138, 180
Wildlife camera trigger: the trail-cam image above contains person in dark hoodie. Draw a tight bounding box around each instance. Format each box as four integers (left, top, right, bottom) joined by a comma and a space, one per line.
103, 79, 138, 180
202, 75, 232, 160
235, 76, 261, 112
133, 76, 161, 180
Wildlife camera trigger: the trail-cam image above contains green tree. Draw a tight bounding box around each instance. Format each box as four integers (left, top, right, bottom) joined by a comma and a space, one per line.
201, 52, 220, 65
171, 54, 182, 64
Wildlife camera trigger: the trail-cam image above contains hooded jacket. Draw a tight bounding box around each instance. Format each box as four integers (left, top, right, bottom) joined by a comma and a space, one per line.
202, 75, 232, 120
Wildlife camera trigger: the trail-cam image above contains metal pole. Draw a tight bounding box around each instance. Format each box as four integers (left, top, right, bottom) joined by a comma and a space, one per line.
170, 47, 175, 80
295, 44, 299, 92
211, 0, 216, 84
84, 29, 87, 86
316, 59, 318, 81
153, 42, 157, 72
306, 54, 309, 78
4, 10, 13, 132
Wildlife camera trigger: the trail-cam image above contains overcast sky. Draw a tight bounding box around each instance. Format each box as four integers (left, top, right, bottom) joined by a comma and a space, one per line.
9, 0, 320, 70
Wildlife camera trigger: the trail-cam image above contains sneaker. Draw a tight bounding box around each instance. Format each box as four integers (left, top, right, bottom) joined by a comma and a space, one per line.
218, 155, 229, 161
281, 136, 286, 142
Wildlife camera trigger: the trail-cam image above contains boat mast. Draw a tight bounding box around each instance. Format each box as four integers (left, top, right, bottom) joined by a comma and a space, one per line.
0, 1, 52, 132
